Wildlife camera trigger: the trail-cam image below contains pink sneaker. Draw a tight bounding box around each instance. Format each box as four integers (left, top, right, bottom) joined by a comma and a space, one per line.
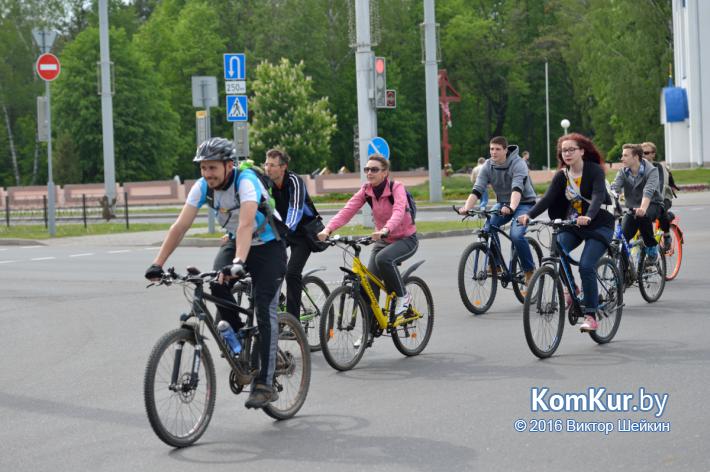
580, 315, 598, 332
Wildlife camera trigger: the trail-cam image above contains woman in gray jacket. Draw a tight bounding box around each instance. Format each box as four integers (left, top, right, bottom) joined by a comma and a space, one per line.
611, 144, 664, 261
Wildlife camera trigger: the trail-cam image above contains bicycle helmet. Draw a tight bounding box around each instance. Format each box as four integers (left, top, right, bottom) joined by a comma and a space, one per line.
193, 137, 236, 162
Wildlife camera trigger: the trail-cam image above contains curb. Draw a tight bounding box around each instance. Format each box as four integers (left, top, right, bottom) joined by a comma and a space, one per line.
0, 239, 48, 246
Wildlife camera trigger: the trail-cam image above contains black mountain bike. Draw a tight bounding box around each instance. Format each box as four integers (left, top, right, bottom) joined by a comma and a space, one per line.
522, 219, 624, 358
144, 267, 311, 448
454, 206, 543, 314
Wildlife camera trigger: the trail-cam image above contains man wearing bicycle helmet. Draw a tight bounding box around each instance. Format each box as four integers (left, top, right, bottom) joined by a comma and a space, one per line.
144, 137, 286, 409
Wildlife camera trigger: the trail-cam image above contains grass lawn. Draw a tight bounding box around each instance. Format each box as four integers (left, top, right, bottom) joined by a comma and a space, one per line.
0, 222, 206, 240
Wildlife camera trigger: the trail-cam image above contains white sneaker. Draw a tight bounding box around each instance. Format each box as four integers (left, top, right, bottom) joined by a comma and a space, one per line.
394, 293, 412, 316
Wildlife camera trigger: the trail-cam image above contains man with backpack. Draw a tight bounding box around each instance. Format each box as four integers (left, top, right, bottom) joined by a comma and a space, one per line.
317, 154, 418, 318
263, 148, 327, 320
641, 142, 679, 248
144, 137, 286, 409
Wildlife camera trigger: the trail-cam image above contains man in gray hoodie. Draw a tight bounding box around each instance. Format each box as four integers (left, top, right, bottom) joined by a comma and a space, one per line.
459, 136, 537, 284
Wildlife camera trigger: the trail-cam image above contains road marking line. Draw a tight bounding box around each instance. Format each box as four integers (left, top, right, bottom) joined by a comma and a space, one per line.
31, 257, 56, 261
108, 250, 131, 254
21, 245, 43, 249
69, 253, 94, 258
143, 247, 159, 250
0, 260, 16, 264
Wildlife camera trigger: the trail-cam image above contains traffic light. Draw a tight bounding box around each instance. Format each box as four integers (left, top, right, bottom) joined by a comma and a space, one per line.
386, 90, 396, 108
374, 56, 386, 108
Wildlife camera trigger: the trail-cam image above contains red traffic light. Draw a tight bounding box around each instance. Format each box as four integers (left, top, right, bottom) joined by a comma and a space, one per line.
375, 57, 385, 74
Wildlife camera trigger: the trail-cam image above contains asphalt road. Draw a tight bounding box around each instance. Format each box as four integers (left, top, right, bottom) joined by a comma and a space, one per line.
1, 197, 709, 471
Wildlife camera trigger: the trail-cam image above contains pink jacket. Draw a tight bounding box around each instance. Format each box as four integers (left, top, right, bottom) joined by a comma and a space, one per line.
325, 179, 417, 242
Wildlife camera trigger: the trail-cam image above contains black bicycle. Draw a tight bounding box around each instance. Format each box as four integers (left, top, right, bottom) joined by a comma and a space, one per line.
522, 219, 624, 358
144, 267, 311, 448
454, 206, 543, 314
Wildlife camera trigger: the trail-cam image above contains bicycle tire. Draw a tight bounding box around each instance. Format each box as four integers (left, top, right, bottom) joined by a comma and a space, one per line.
663, 224, 683, 281
300, 275, 330, 352
589, 256, 623, 344
512, 237, 544, 304
263, 313, 311, 420
457, 242, 497, 315
144, 328, 216, 448
319, 285, 369, 371
392, 276, 434, 356
638, 250, 666, 303
523, 265, 565, 359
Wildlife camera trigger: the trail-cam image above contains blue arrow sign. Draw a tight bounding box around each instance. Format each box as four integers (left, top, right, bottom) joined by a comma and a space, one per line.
224, 53, 246, 80
367, 137, 390, 160
226, 95, 248, 122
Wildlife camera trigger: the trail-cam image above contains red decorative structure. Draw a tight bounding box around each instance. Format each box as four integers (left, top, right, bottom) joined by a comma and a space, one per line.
438, 69, 460, 173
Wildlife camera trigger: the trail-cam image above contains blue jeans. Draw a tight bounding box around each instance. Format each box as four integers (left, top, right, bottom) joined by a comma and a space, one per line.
557, 226, 613, 314
479, 187, 489, 208
485, 203, 535, 272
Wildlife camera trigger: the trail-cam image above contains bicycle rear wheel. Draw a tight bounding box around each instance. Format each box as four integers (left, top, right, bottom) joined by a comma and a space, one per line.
263, 313, 311, 420
319, 285, 369, 371
300, 275, 330, 352
589, 257, 623, 344
512, 237, 544, 303
457, 242, 497, 314
144, 328, 216, 448
663, 224, 683, 281
523, 266, 565, 359
392, 276, 434, 356
638, 251, 666, 303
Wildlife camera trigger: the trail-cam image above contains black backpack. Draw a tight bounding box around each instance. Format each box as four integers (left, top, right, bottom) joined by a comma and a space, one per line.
364, 180, 417, 224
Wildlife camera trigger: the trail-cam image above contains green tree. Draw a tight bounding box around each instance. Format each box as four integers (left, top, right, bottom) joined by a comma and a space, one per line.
133, 0, 226, 179
52, 26, 179, 183
251, 58, 337, 173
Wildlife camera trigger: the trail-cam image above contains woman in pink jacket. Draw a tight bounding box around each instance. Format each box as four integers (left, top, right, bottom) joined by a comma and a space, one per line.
318, 155, 418, 315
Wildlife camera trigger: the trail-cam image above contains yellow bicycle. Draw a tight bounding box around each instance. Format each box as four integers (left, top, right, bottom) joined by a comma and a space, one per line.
319, 235, 434, 371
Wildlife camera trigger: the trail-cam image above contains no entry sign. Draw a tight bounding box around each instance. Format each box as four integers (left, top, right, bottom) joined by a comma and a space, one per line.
36, 53, 61, 81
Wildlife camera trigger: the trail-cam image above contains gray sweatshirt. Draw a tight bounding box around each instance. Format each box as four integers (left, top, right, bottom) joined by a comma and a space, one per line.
471, 145, 536, 204
611, 159, 663, 209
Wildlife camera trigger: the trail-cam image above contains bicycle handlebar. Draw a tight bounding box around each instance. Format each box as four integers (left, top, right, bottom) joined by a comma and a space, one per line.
325, 235, 375, 247
451, 204, 501, 219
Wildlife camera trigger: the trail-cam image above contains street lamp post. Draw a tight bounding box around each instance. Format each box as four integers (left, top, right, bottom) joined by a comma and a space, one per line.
561, 118, 570, 135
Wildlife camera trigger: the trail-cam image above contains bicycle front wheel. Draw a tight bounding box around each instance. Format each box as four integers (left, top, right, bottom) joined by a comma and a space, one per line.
663, 224, 683, 281
638, 251, 666, 303
263, 313, 311, 420
589, 257, 623, 344
457, 242, 497, 314
319, 285, 369, 371
523, 266, 565, 359
392, 276, 434, 356
512, 237, 544, 304
144, 328, 216, 448
300, 275, 330, 352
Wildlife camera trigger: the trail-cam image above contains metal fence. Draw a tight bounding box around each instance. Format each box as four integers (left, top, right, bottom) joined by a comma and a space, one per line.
4, 192, 131, 229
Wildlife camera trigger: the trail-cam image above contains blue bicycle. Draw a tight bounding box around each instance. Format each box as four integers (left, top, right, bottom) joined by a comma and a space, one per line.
609, 210, 666, 303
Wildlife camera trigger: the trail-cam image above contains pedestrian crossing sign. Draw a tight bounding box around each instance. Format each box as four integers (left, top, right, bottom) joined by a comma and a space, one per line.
226, 95, 248, 122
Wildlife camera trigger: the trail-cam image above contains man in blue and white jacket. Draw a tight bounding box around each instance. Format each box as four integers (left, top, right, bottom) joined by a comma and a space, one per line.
145, 137, 286, 409
264, 148, 323, 319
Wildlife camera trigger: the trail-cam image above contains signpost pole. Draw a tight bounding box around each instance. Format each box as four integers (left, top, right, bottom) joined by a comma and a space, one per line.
45, 80, 56, 236
201, 80, 215, 234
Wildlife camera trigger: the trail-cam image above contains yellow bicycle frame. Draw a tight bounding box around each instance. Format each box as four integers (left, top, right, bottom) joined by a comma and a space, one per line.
349, 253, 421, 329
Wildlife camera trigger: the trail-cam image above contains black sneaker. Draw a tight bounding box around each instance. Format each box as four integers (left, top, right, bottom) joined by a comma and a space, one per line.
662, 233, 673, 250
245, 384, 278, 409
